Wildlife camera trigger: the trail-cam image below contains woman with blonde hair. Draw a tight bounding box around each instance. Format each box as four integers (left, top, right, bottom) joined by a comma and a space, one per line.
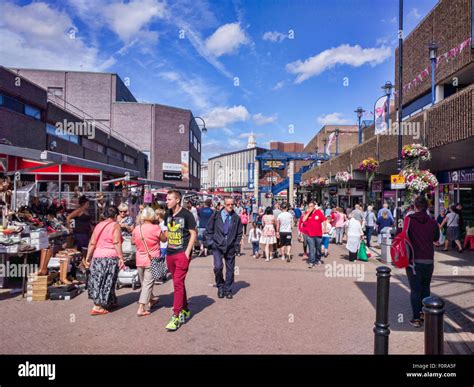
132, 207, 168, 316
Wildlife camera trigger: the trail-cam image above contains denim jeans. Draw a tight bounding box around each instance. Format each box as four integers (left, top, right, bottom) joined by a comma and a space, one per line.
406, 263, 434, 320
251, 242, 259, 256
366, 226, 374, 247
306, 236, 322, 264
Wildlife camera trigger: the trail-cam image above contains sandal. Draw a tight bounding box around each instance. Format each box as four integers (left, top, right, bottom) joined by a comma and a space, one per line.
90, 309, 109, 316
137, 311, 151, 317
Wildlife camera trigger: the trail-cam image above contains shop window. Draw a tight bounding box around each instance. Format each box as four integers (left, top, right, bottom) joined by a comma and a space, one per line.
82, 137, 105, 153
107, 147, 123, 160
25, 105, 41, 120
124, 154, 136, 164
46, 123, 79, 144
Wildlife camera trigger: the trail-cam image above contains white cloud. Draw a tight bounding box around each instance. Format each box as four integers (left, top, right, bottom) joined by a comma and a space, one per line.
0, 1, 106, 71
238, 132, 263, 138
408, 8, 422, 20
317, 113, 351, 126
262, 31, 287, 43
381, 16, 397, 24
286, 44, 391, 84
202, 105, 250, 129
223, 128, 234, 135
104, 0, 167, 42
158, 71, 225, 111
272, 80, 286, 90
205, 22, 249, 57
252, 113, 277, 125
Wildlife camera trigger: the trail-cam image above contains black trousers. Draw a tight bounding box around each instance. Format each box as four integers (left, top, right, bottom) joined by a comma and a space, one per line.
406, 263, 434, 320
213, 249, 236, 293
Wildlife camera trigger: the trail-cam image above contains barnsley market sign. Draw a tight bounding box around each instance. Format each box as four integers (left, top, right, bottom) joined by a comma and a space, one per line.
262, 160, 286, 170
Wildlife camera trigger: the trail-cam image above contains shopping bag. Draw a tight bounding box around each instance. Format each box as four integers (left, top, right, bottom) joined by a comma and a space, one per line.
357, 239, 368, 261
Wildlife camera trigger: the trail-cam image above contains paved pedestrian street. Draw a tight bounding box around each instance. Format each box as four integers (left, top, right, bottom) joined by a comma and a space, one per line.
1, 233, 472, 355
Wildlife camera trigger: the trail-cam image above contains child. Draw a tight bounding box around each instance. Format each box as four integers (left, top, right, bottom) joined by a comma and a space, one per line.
321, 218, 334, 259
248, 222, 262, 259
155, 208, 168, 263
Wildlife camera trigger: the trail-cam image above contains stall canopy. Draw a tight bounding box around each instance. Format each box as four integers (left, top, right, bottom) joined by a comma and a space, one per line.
0, 144, 142, 178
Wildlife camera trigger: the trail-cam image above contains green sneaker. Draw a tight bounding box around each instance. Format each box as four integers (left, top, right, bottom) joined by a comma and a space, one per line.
165, 315, 181, 331
179, 309, 191, 323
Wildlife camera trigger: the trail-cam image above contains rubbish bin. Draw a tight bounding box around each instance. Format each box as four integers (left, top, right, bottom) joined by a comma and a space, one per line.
380, 227, 395, 263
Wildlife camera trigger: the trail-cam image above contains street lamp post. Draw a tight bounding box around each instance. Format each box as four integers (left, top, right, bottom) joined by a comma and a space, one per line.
382, 81, 394, 129
354, 107, 366, 144
429, 42, 438, 106
193, 116, 207, 133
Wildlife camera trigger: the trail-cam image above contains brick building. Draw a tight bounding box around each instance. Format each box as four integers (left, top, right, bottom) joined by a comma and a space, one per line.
0, 66, 147, 178
302, 0, 474, 220
10, 68, 201, 190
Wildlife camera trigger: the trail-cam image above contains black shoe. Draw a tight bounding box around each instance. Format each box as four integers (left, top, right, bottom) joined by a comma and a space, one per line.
409, 319, 422, 328
217, 289, 225, 299
225, 292, 233, 299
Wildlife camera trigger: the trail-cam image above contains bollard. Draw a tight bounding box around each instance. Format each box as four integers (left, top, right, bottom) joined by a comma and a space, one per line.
373, 266, 391, 354
423, 296, 445, 355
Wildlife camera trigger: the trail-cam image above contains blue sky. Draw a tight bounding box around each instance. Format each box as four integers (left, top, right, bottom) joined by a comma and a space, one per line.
0, 0, 439, 160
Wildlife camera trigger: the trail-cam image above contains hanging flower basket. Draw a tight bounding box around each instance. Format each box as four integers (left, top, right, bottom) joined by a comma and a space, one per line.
359, 157, 379, 173
401, 144, 431, 161
401, 169, 438, 193
335, 171, 352, 188
317, 177, 329, 187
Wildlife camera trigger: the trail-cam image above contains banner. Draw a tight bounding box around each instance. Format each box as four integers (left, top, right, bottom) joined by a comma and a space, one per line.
247, 162, 255, 189
326, 132, 336, 155
374, 95, 389, 135
261, 160, 286, 170
181, 151, 189, 181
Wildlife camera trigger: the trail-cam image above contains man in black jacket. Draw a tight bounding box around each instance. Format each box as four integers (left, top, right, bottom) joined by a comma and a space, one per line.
205, 197, 243, 299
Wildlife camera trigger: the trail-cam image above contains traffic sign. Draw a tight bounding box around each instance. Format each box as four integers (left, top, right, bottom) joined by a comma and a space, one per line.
391, 174, 406, 189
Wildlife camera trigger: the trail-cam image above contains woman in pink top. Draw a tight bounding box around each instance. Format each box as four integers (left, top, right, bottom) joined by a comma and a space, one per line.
132, 207, 168, 317
334, 207, 347, 245
239, 209, 250, 236
84, 207, 123, 315
259, 207, 277, 261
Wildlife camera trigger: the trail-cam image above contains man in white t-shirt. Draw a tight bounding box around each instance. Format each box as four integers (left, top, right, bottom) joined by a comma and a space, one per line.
277, 203, 294, 262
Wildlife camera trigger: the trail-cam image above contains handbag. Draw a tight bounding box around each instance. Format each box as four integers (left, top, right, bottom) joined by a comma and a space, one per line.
357, 239, 368, 261
138, 224, 167, 281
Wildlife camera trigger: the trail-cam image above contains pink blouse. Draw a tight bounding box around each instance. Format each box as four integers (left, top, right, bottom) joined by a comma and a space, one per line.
93, 221, 121, 258
132, 223, 162, 268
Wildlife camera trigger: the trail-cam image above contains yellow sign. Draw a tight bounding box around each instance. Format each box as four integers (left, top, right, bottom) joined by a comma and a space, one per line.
391, 174, 406, 189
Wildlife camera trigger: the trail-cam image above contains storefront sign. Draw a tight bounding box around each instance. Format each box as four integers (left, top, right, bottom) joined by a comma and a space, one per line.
372, 180, 383, 193
391, 174, 406, 189
163, 171, 182, 181
261, 160, 286, 170
162, 163, 182, 172
438, 168, 474, 184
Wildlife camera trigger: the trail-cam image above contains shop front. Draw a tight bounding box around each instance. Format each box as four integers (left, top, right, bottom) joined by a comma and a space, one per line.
437, 167, 474, 227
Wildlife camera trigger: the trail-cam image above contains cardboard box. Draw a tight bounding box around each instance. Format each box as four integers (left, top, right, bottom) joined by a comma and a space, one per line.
27, 294, 49, 302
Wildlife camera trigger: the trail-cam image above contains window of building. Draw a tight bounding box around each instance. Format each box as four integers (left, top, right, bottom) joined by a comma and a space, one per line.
82, 137, 105, 153
47, 87, 63, 98
46, 123, 79, 144
107, 147, 123, 160
25, 105, 41, 120
143, 151, 151, 173
124, 154, 136, 164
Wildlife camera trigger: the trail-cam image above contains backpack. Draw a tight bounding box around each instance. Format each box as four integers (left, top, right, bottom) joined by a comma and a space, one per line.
390, 216, 414, 269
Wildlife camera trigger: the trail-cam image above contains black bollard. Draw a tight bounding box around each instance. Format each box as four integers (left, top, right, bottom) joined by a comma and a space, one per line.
373, 266, 391, 354
423, 296, 445, 355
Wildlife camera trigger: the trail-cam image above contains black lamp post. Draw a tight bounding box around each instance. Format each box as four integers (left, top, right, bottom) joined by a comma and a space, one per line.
355, 107, 366, 144
382, 81, 394, 129
429, 42, 438, 106
193, 116, 207, 133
